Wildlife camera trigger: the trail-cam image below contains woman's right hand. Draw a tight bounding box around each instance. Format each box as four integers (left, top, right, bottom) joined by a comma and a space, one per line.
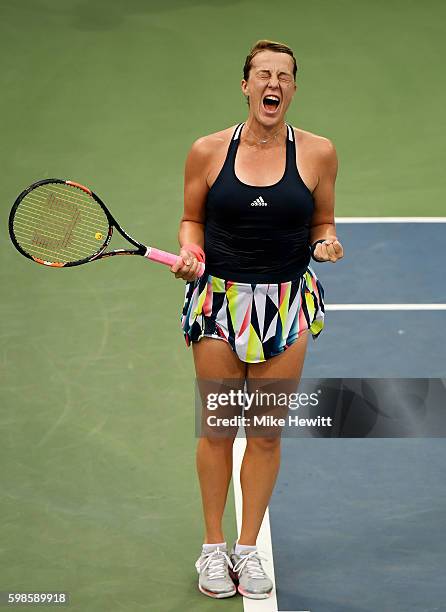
170, 247, 202, 281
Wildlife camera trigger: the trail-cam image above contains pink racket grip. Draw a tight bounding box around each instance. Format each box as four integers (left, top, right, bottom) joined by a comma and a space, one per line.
145, 247, 205, 277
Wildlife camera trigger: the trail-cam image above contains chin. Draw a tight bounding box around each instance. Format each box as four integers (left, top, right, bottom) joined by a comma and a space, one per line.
256, 112, 284, 126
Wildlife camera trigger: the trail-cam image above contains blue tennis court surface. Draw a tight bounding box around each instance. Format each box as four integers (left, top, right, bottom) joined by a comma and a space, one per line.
270, 222, 446, 612
318, 222, 446, 304
306, 311, 446, 378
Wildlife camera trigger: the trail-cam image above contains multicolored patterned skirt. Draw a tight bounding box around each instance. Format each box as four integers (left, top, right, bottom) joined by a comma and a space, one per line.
181, 268, 325, 363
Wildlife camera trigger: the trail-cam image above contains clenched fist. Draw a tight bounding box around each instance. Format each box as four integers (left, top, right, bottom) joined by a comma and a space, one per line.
171, 246, 203, 281
313, 238, 344, 263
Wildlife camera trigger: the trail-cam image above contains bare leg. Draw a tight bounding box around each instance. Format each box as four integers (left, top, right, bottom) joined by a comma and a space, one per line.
193, 338, 246, 543
238, 331, 309, 545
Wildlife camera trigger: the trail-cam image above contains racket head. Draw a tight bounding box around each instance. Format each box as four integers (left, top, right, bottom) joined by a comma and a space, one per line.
9, 179, 114, 267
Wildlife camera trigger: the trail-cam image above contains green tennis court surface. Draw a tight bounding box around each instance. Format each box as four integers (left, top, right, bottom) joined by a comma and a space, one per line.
1, 1, 445, 610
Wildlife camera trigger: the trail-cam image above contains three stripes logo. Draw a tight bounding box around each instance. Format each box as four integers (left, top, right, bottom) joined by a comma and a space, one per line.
251, 196, 268, 207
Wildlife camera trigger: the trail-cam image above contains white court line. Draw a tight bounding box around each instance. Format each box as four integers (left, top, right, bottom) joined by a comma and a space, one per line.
233, 437, 279, 612
335, 217, 446, 223
233, 439, 310, 612
326, 304, 446, 311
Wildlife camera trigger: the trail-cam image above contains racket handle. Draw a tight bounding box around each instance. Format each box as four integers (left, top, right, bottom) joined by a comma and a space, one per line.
145, 247, 205, 277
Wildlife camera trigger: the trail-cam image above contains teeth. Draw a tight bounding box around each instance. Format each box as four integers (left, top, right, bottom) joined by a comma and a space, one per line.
265, 95, 280, 102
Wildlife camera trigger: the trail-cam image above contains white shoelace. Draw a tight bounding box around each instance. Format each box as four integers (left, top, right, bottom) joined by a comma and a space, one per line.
232, 550, 268, 579
195, 547, 233, 580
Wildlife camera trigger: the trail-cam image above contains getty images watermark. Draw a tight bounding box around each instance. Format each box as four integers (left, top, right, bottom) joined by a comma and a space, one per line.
205, 387, 329, 428
195, 378, 446, 438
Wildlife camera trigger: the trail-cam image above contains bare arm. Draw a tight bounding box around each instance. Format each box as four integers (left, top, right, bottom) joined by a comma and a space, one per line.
178, 138, 208, 247
310, 139, 344, 263
171, 138, 210, 280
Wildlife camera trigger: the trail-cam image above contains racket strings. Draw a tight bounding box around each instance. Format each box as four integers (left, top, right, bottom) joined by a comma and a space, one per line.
13, 223, 105, 261
12, 184, 110, 264
28, 187, 110, 224
14, 200, 105, 256
14, 206, 107, 236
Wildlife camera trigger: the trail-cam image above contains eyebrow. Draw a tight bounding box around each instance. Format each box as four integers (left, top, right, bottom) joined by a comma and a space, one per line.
256, 68, 292, 76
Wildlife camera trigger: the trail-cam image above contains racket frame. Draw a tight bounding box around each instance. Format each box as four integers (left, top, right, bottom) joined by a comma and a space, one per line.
9, 178, 147, 268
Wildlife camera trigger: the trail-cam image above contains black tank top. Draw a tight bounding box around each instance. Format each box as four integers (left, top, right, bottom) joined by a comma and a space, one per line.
204, 123, 314, 283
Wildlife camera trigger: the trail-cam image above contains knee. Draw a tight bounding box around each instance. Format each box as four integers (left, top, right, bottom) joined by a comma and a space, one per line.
246, 436, 281, 453
200, 436, 236, 452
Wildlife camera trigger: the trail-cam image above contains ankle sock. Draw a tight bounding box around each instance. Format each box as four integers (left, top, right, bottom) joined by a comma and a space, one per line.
202, 542, 227, 553
234, 541, 257, 556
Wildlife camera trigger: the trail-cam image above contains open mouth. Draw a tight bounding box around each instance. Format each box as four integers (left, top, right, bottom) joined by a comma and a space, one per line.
262, 95, 280, 112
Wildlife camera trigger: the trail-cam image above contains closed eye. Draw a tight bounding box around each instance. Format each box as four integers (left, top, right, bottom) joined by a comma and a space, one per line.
256, 70, 293, 82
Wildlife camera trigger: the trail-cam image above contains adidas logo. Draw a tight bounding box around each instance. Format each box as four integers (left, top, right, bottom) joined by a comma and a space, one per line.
251, 196, 268, 207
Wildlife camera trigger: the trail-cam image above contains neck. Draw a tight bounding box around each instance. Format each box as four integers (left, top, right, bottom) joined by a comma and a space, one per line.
243, 118, 286, 147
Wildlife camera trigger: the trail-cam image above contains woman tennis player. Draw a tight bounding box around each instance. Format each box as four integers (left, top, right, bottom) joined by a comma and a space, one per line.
171, 39, 343, 600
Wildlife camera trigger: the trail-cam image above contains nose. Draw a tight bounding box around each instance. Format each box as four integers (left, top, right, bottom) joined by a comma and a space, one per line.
268, 74, 279, 88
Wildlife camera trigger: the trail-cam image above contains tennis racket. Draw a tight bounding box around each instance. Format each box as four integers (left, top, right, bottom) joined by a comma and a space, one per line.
8, 178, 205, 275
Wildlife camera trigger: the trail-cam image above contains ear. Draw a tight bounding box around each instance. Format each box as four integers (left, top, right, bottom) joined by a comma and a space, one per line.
241, 79, 249, 98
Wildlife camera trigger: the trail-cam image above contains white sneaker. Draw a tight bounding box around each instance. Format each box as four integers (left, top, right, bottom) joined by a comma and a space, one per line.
195, 546, 237, 599
230, 547, 273, 599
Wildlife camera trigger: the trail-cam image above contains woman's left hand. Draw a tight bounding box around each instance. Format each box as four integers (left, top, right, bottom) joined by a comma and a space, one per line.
313, 238, 344, 263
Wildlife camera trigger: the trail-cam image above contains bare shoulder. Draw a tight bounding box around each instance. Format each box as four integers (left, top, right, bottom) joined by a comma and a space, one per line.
187, 125, 237, 160
293, 126, 337, 159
